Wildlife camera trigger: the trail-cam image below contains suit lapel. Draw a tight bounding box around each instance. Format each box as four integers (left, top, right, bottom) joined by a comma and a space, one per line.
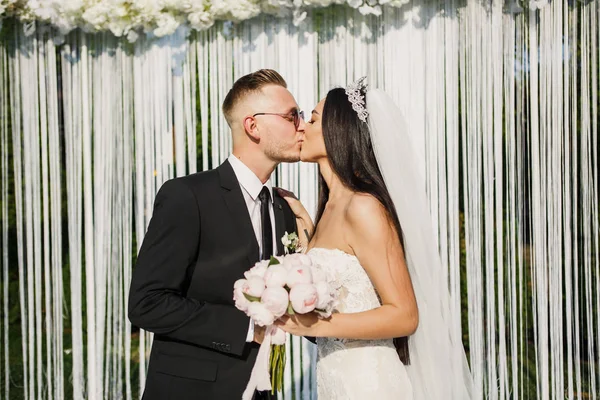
273, 193, 286, 256
218, 161, 260, 266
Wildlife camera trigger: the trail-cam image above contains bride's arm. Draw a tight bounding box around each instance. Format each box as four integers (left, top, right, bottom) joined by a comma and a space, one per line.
276, 194, 419, 339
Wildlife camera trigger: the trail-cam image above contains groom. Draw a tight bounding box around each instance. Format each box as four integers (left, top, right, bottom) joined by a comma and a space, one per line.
128, 69, 304, 400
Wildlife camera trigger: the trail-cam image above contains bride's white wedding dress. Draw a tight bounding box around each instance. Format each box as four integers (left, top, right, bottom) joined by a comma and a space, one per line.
308, 247, 413, 400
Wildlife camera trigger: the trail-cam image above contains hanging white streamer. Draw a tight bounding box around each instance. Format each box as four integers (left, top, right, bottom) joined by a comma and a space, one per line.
0, 28, 9, 400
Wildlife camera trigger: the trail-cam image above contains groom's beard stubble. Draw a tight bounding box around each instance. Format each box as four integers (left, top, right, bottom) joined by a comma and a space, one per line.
265, 145, 302, 164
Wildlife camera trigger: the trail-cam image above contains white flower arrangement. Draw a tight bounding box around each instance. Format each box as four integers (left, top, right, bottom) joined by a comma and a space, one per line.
281, 230, 300, 254
0, 1, 548, 41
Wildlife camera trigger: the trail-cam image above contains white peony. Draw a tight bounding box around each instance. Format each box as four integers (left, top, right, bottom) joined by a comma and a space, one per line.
261, 287, 289, 318
286, 265, 313, 288
223, 0, 261, 22
126, 30, 140, 42
314, 280, 333, 310
82, 4, 110, 30
112, 4, 128, 18
233, 279, 251, 312
30, 0, 57, 21
161, 0, 191, 9
244, 259, 270, 280
292, 9, 307, 26
358, 4, 381, 16
247, 301, 276, 326
282, 253, 312, 269
264, 265, 288, 288
53, 15, 76, 35
188, 10, 214, 30
154, 12, 180, 36
108, 20, 129, 36
132, 0, 162, 16
242, 276, 266, 298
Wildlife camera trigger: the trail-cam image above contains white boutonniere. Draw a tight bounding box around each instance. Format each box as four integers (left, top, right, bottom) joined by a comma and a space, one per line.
281, 231, 300, 254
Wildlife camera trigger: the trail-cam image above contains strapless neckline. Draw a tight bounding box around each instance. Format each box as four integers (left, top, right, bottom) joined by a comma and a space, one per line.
307, 247, 358, 260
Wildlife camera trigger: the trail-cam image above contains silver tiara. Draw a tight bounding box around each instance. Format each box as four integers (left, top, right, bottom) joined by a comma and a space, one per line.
345, 77, 369, 123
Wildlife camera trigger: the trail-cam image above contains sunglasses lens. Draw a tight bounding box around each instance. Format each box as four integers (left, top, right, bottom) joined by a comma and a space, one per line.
293, 110, 304, 128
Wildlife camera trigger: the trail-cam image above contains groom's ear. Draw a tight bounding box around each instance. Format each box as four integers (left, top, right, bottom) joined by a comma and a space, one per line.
243, 116, 261, 142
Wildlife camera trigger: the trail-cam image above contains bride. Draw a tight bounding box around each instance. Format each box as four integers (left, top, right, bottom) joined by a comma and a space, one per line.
275, 78, 474, 399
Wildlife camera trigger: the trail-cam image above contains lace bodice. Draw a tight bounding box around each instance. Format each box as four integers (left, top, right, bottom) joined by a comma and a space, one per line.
306, 248, 413, 400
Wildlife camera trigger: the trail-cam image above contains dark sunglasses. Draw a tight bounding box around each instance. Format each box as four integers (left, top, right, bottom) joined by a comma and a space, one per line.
252, 109, 305, 129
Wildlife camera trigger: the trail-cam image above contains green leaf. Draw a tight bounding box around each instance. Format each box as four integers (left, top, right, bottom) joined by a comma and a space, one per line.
268, 256, 281, 266
287, 303, 295, 315
243, 293, 261, 302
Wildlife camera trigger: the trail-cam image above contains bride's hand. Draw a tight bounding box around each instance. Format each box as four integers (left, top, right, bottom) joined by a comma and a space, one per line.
275, 188, 315, 247
275, 188, 311, 221
274, 312, 321, 336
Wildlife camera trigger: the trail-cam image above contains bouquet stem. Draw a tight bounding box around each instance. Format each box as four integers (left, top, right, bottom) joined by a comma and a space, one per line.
269, 344, 286, 394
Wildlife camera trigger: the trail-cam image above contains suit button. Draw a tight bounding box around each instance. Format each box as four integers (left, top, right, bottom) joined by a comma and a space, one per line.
225, 344, 231, 352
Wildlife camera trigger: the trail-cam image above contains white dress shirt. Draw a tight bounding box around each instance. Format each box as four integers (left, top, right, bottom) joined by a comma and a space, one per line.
228, 154, 278, 342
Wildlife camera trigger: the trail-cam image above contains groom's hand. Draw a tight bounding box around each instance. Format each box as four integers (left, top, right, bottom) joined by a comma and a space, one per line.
253, 325, 266, 344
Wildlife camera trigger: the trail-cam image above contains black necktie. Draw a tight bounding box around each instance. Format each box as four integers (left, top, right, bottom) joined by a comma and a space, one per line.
258, 186, 273, 260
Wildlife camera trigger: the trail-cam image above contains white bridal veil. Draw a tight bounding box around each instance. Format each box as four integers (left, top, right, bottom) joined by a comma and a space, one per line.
366, 88, 474, 399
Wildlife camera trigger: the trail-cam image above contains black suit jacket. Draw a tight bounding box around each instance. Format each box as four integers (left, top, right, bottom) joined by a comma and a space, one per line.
128, 160, 297, 400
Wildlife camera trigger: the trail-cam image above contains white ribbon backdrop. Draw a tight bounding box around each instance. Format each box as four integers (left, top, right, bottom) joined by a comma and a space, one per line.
1, 1, 599, 399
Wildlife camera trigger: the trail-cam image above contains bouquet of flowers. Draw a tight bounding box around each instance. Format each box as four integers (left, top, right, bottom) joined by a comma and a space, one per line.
233, 232, 338, 399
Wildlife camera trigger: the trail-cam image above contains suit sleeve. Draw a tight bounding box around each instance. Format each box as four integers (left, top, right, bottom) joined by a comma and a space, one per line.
128, 179, 250, 356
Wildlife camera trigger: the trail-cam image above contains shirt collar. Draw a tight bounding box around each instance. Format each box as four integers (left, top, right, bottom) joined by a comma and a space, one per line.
228, 154, 273, 202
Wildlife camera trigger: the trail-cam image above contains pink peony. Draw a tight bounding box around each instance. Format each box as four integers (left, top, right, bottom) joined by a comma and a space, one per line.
282, 253, 312, 269
261, 287, 290, 318
264, 265, 288, 288
247, 301, 276, 327
314, 280, 338, 318
289, 283, 318, 314
286, 265, 313, 288
315, 281, 333, 310
242, 276, 266, 298
244, 260, 270, 280
233, 279, 251, 312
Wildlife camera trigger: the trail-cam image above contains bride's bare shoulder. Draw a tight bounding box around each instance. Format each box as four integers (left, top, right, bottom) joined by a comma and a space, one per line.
343, 193, 389, 233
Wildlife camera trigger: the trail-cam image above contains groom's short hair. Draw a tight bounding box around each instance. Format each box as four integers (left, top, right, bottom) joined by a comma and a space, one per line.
222, 69, 287, 125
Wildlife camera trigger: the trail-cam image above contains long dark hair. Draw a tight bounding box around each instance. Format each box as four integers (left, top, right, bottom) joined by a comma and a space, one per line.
314, 87, 410, 365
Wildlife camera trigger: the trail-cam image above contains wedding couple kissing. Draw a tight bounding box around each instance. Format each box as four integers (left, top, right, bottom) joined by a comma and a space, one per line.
128, 69, 474, 400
